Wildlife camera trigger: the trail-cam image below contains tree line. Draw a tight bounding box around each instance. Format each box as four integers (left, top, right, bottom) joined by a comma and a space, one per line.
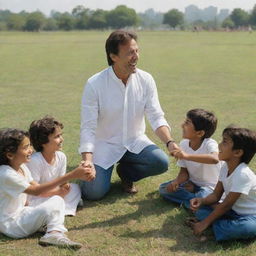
0, 4, 256, 31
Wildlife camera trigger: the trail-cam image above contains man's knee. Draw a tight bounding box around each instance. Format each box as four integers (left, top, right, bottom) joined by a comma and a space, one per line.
153, 151, 169, 174
80, 181, 110, 201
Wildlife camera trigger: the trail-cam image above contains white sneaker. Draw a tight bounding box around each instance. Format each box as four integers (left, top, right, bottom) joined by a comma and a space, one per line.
39, 233, 82, 249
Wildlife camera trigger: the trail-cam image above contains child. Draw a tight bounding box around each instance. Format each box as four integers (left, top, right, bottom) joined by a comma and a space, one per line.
159, 108, 221, 208
190, 126, 256, 241
0, 128, 91, 248
27, 116, 83, 216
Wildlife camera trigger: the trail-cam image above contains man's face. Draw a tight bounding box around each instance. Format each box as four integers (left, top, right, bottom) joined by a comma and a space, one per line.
111, 39, 139, 76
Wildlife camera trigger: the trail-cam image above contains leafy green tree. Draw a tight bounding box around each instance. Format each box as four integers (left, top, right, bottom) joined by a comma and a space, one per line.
24, 12, 45, 31
88, 9, 108, 29
163, 9, 184, 28
230, 8, 249, 27
72, 5, 91, 29
106, 5, 138, 29
250, 4, 256, 26
6, 14, 25, 30
222, 17, 235, 29
57, 13, 75, 30
44, 18, 58, 31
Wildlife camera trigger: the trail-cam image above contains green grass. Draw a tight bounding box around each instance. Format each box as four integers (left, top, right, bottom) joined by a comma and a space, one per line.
0, 31, 255, 256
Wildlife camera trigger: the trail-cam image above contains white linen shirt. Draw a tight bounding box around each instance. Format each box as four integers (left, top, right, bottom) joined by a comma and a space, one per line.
79, 67, 170, 169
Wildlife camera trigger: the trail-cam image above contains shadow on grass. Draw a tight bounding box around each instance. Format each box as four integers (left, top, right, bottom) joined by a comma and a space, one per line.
69, 190, 174, 231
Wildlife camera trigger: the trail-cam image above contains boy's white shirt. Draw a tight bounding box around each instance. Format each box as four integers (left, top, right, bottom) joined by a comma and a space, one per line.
0, 164, 32, 230
219, 162, 256, 215
26, 151, 81, 216
177, 138, 221, 189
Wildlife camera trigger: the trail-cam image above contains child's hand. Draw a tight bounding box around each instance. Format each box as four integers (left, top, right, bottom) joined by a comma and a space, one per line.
74, 165, 95, 181
171, 149, 188, 160
79, 161, 96, 181
60, 183, 70, 190
58, 184, 71, 198
193, 221, 209, 236
190, 197, 203, 212
167, 180, 179, 192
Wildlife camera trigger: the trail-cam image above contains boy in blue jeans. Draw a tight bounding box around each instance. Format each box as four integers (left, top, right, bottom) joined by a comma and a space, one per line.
190, 126, 256, 241
159, 109, 221, 208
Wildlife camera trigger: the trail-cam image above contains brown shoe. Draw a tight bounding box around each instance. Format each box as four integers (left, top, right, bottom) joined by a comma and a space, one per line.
116, 169, 138, 194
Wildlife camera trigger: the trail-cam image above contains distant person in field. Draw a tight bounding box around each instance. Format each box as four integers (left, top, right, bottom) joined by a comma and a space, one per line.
190, 126, 256, 242
79, 30, 178, 200
27, 116, 84, 216
0, 128, 91, 249
159, 109, 221, 208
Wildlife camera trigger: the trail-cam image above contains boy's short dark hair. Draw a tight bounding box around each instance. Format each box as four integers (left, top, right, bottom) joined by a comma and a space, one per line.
105, 30, 137, 66
187, 108, 217, 139
223, 126, 256, 164
29, 116, 63, 152
0, 128, 29, 165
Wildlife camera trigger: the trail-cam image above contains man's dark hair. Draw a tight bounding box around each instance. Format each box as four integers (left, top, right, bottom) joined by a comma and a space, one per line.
187, 108, 217, 139
29, 116, 63, 152
105, 30, 137, 66
223, 126, 256, 164
0, 128, 29, 165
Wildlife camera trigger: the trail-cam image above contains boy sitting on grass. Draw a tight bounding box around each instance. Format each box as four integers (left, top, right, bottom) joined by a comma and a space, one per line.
159, 109, 221, 208
190, 126, 256, 241
27, 116, 93, 216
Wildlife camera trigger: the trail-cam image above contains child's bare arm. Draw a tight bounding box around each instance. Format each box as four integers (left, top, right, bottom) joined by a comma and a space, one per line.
173, 150, 219, 164
167, 167, 189, 192
24, 165, 90, 196
193, 192, 241, 235
190, 181, 224, 211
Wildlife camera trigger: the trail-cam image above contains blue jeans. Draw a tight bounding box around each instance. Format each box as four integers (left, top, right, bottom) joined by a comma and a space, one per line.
195, 206, 256, 241
80, 145, 169, 200
159, 180, 213, 209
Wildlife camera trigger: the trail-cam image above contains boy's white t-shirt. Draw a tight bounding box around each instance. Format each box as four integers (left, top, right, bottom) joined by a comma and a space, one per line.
219, 162, 256, 215
26, 151, 66, 183
26, 151, 81, 216
0, 164, 33, 232
177, 138, 221, 189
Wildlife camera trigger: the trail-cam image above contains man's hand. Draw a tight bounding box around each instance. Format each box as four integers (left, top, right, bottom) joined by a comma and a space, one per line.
167, 142, 179, 156
190, 197, 203, 212
80, 160, 96, 181
167, 180, 179, 192
171, 149, 188, 160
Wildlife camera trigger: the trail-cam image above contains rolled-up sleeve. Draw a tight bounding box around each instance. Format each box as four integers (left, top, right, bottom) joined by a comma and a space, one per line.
79, 81, 98, 154
145, 76, 170, 131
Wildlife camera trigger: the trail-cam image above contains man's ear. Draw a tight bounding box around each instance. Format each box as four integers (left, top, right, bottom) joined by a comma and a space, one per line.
6, 152, 14, 161
110, 53, 117, 63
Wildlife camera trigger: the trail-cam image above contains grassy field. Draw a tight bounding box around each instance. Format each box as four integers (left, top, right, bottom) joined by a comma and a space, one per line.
0, 31, 255, 256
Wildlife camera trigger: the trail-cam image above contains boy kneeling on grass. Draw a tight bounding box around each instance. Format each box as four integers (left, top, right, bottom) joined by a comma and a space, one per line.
190, 126, 256, 241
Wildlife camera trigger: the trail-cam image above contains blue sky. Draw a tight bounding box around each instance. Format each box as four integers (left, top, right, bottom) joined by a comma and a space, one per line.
0, 0, 255, 15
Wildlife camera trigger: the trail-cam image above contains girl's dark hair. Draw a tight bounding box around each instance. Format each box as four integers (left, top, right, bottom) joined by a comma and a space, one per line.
223, 126, 256, 164
187, 108, 217, 139
29, 116, 63, 152
105, 30, 137, 66
0, 128, 29, 165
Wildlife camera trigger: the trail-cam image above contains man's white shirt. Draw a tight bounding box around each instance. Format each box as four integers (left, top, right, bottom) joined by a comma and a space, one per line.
79, 67, 170, 169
